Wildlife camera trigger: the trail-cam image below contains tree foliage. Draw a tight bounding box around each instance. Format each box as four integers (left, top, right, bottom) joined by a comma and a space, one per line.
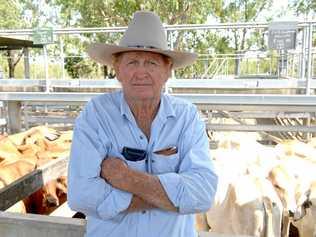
208, 0, 272, 51
64, 55, 96, 79
0, 0, 23, 28
207, 0, 273, 75
1, 0, 304, 79
57, 0, 213, 27
0, 0, 24, 78
292, 0, 316, 17
55, 0, 231, 78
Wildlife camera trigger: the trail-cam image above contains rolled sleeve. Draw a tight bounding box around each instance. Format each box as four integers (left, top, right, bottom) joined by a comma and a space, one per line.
158, 169, 217, 214
68, 174, 132, 220
68, 101, 132, 220
158, 107, 218, 214
157, 173, 182, 207
97, 188, 132, 220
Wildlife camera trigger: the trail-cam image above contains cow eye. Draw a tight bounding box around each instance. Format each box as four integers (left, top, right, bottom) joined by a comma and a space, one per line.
274, 184, 282, 190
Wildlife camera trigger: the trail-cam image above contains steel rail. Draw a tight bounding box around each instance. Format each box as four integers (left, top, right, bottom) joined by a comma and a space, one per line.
0, 21, 315, 36
0, 79, 316, 89
206, 124, 316, 132
1, 92, 316, 106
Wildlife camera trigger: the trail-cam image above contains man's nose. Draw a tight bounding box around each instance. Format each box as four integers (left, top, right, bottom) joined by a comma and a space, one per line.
135, 63, 149, 74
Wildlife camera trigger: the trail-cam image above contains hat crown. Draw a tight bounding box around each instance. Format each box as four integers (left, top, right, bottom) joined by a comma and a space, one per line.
119, 11, 168, 50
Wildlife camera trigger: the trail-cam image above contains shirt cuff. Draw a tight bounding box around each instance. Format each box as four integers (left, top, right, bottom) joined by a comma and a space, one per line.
97, 188, 133, 220
157, 173, 182, 209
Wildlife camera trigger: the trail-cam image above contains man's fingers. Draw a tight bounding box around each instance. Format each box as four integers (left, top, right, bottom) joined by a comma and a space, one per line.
101, 157, 128, 183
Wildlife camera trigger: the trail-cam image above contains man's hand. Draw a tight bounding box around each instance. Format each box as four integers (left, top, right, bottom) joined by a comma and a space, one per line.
100, 157, 130, 190
100, 157, 177, 212
126, 195, 155, 213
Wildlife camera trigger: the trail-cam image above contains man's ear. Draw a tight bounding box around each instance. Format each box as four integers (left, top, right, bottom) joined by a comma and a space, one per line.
113, 64, 121, 82
165, 60, 173, 79
167, 64, 173, 80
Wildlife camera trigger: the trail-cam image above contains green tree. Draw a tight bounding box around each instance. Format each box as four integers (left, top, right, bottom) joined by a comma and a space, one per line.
292, 0, 316, 18
58, 0, 213, 27
0, 0, 24, 78
208, 0, 273, 75
0, 0, 22, 28
64, 54, 98, 79
56, 0, 231, 78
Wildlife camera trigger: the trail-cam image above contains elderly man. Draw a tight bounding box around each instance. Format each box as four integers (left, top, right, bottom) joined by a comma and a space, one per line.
68, 11, 217, 237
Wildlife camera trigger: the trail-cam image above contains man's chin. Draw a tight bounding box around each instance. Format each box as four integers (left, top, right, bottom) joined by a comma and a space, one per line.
132, 94, 159, 102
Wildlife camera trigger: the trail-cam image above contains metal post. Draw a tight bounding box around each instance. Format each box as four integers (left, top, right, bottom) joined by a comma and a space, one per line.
60, 38, 65, 80
256, 55, 260, 74
305, 23, 313, 140
281, 50, 284, 77
291, 52, 295, 78
170, 31, 175, 80
23, 47, 30, 79
165, 29, 173, 94
285, 50, 288, 77
269, 54, 272, 76
300, 26, 306, 80
8, 101, 22, 133
306, 23, 313, 95
277, 51, 280, 78
43, 45, 49, 92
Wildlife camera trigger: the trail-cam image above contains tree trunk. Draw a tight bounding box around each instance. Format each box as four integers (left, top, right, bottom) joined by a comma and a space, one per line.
103, 65, 108, 79
7, 50, 15, 78
234, 57, 240, 76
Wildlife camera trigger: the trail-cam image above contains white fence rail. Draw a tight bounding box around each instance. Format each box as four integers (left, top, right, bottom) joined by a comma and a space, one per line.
0, 92, 316, 133
0, 211, 86, 237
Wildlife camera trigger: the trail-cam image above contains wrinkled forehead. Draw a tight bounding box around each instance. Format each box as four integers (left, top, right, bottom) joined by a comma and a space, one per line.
120, 51, 167, 60
113, 50, 172, 65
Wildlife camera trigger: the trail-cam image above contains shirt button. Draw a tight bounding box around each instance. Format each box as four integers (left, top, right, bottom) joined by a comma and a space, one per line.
151, 160, 155, 163
145, 159, 148, 163
140, 135, 143, 140
142, 210, 146, 214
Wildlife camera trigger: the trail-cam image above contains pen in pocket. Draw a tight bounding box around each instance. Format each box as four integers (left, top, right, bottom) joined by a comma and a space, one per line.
154, 146, 178, 156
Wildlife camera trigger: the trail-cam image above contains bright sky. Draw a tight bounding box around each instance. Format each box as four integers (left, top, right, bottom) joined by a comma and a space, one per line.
207, 0, 306, 23
267, 0, 312, 21
274, 0, 289, 9
267, 0, 298, 20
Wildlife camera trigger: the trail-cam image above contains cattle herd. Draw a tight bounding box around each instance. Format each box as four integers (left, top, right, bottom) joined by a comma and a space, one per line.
0, 127, 315, 237
0, 126, 71, 214
197, 132, 316, 237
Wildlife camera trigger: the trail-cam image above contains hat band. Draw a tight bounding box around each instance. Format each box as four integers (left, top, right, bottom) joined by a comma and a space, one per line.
127, 45, 160, 49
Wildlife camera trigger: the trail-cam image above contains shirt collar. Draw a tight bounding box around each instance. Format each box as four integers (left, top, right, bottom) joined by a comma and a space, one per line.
120, 91, 133, 121
156, 93, 176, 123
119, 91, 175, 122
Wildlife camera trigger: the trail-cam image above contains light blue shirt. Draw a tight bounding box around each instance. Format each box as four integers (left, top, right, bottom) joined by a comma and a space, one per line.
68, 91, 218, 237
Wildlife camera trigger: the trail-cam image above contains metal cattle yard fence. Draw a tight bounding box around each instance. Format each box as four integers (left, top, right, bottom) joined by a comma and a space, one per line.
0, 21, 315, 139
0, 21, 315, 82
0, 21, 315, 237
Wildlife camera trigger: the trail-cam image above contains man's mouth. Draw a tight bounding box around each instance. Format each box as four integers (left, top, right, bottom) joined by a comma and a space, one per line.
132, 84, 151, 86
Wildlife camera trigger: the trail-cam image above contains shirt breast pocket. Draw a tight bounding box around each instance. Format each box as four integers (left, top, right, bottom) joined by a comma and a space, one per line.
151, 153, 180, 174
124, 159, 147, 172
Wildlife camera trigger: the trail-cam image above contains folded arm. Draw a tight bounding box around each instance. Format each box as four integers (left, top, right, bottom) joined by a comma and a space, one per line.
68, 102, 133, 220
157, 109, 218, 214
101, 108, 218, 215
126, 195, 154, 213
101, 157, 177, 212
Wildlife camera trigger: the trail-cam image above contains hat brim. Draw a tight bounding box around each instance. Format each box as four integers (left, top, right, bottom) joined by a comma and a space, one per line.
87, 43, 197, 69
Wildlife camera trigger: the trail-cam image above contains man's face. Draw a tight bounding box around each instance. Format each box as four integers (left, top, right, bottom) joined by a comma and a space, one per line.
114, 51, 172, 102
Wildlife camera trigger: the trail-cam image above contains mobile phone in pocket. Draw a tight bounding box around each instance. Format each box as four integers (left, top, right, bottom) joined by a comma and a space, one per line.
121, 147, 147, 161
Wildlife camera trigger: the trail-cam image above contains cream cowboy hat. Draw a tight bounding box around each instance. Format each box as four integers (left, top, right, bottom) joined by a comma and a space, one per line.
87, 11, 197, 69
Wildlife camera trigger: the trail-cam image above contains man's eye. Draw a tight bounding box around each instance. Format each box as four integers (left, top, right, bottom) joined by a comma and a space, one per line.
128, 60, 137, 65
148, 61, 158, 65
